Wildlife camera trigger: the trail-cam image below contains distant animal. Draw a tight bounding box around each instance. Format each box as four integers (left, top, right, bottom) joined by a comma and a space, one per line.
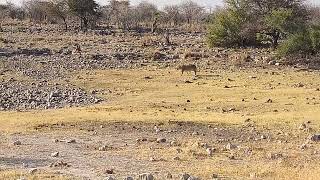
177, 64, 197, 75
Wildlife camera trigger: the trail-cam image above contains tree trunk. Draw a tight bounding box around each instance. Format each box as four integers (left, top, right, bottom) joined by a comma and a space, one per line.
272, 30, 280, 49
62, 17, 68, 31
151, 18, 157, 33
81, 17, 88, 31
164, 30, 170, 45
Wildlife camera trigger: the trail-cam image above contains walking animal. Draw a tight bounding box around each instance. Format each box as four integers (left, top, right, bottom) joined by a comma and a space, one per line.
177, 64, 197, 75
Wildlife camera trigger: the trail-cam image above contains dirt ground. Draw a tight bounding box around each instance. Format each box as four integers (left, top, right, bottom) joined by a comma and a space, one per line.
1, 22, 320, 179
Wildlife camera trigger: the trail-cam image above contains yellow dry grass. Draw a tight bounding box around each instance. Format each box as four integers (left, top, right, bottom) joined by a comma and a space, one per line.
0, 170, 72, 180
1, 67, 320, 179
0, 68, 319, 133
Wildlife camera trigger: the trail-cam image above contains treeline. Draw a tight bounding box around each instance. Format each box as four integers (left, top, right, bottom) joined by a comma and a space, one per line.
0, 0, 208, 32
207, 0, 320, 56
1, 0, 320, 57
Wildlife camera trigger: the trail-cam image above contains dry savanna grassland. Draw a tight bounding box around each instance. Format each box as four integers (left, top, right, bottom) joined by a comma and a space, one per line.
1, 21, 320, 180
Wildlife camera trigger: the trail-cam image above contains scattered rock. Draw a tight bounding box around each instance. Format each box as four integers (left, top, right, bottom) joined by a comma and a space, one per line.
165, 172, 173, 179
28, 168, 38, 174
229, 154, 236, 160
13, 140, 22, 146
16, 178, 27, 180
266, 99, 273, 103
144, 76, 153, 80
225, 143, 237, 150
138, 173, 154, 180
173, 156, 180, 160
187, 176, 199, 180
105, 169, 114, 174
180, 173, 191, 180
300, 143, 307, 150
50, 161, 71, 168
170, 141, 178, 146
104, 176, 115, 180
51, 152, 59, 157
176, 148, 183, 153
123, 177, 134, 180
268, 61, 276, 65
268, 153, 283, 160
66, 139, 76, 143
250, 173, 257, 178
212, 173, 219, 179
192, 131, 199, 136
200, 143, 209, 148
99, 145, 108, 151
299, 123, 307, 130
310, 134, 320, 142
156, 138, 166, 143
154, 125, 161, 133
206, 148, 214, 157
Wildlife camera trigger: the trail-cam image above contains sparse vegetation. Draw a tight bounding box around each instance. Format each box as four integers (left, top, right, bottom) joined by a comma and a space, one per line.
277, 25, 320, 56
1, 0, 320, 179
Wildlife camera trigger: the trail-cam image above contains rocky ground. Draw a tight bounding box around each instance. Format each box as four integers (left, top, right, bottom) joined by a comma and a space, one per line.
1, 22, 320, 179
0, 27, 284, 111
1, 121, 320, 180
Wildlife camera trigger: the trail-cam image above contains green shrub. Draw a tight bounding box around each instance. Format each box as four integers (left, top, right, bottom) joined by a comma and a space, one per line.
207, 0, 308, 49
310, 25, 320, 51
207, 11, 242, 48
207, 10, 258, 48
277, 25, 320, 56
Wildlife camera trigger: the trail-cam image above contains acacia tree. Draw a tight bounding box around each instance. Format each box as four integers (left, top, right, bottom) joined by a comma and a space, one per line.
46, 0, 69, 30
207, 0, 309, 48
67, 0, 99, 30
264, 8, 294, 48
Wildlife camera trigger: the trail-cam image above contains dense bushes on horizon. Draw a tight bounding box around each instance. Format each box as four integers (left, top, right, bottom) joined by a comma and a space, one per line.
207, 0, 320, 56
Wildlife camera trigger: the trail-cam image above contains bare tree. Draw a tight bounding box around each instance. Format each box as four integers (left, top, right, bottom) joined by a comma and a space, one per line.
109, 0, 131, 30
0, 4, 9, 31
23, 0, 49, 23
6, 2, 26, 20
179, 1, 204, 27
100, 5, 112, 27
309, 6, 320, 25
163, 5, 182, 27
135, 1, 159, 32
